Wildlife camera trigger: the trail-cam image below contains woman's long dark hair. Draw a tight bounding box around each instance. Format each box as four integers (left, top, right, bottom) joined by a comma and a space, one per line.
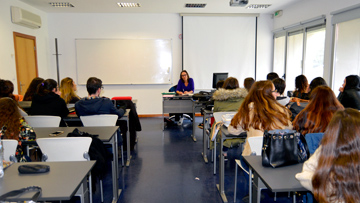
312, 108, 360, 203
36, 79, 58, 96
23, 77, 44, 101
0, 98, 21, 140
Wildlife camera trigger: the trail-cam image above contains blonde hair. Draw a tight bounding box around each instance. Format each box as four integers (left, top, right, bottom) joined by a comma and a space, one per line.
60, 77, 79, 104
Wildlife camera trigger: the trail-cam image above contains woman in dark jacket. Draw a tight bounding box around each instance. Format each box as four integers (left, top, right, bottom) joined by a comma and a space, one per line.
337, 75, 360, 110
29, 79, 69, 118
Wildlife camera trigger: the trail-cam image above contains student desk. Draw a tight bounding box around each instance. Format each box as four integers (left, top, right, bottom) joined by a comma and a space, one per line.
0, 161, 95, 202
243, 156, 308, 203
33, 126, 121, 203
63, 109, 132, 167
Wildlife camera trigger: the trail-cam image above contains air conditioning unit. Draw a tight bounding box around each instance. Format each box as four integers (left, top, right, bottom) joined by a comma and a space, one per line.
11, 6, 42, 29
229, 0, 248, 7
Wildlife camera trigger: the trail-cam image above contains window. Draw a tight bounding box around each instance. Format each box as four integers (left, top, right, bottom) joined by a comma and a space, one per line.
332, 18, 360, 95
272, 16, 326, 93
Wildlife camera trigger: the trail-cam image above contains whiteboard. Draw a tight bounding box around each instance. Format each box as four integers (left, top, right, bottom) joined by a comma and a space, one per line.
75, 39, 172, 85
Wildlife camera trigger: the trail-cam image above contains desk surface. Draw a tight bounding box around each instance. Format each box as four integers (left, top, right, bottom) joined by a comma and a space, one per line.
0, 161, 95, 201
243, 156, 307, 193
34, 126, 119, 142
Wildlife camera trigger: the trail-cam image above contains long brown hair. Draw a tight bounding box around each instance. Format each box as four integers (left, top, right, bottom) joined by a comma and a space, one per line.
312, 108, 360, 203
0, 98, 21, 140
293, 86, 344, 135
60, 77, 79, 104
23, 77, 44, 101
230, 80, 291, 131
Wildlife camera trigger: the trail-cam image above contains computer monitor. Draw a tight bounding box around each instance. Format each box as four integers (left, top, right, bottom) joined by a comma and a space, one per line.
212, 73, 228, 88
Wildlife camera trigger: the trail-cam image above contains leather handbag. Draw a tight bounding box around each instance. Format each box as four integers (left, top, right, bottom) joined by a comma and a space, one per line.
18, 164, 50, 174
0, 186, 41, 202
262, 129, 309, 168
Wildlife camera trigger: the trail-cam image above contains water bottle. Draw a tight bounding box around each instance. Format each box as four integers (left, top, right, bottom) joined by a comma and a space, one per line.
0, 138, 4, 178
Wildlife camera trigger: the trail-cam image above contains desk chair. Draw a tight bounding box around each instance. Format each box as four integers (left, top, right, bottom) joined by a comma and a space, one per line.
234, 136, 268, 203
24, 116, 61, 127
80, 114, 122, 202
2, 139, 18, 162
24, 116, 61, 158
36, 137, 93, 203
305, 133, 324, 155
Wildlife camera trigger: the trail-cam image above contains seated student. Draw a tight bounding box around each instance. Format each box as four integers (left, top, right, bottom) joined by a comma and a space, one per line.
295, 108, 360, 203
29, 79, 69, 121
60, 77, 80, 104
243, 77, 255, 92
75, 77, 125, 118
0, 79, 28, 117
23, 77, 44, 101
293, 86, 344, 136
0, 98, 36, 162
272, 78, 290, 106
337, 75, 360, 110
266, 72, 279, 81
228, 80, 292, 157
211, 77, 248, 158
293, 75, 309, 98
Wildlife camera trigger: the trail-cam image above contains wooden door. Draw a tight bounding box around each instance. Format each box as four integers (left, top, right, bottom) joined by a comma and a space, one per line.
13, 32, 38, 95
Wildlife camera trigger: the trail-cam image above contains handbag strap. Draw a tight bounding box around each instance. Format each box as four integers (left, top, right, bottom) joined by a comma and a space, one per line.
0, 186, 42, 203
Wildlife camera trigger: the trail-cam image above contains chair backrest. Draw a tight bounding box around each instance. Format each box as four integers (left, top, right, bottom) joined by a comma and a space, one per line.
305, 133, 324, 154
2, 139, 18, 162
24, 116, 61, 127
213, 112, 237, 123
36, 137, 92, 162
111, 96, 132, 101
247, 136, 263, 156
80, 114, 118, 127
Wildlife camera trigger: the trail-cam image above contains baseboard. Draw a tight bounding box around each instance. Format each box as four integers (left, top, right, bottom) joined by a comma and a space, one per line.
138, 113, 202, 118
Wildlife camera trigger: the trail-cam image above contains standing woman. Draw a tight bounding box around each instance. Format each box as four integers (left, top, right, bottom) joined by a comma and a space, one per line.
337, 75, 360, 110
29, 79, 69, 118
176, 70, 194, 95
293, 86, 343, 136
0, 98, 36, 162
228, 80, 292, 156
296, 108, 360, 202
60, 77, 80, 104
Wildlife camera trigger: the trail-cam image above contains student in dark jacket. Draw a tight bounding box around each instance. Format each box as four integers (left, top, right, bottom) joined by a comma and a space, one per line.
75, 77, 125, 118
337, 75, 360, 110
29, 79, 69, 118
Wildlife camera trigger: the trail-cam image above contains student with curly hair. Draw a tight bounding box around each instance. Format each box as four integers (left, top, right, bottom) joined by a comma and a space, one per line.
296, 108, 360, 203
0, 98, 36, 162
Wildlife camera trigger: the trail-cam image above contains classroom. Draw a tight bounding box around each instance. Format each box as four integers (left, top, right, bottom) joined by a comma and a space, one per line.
1, 0, 360, 202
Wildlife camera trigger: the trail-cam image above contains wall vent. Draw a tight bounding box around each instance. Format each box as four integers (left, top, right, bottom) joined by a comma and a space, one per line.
185, 4, 206, 8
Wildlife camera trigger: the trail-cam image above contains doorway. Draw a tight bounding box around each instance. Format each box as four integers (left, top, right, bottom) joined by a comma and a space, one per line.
13, 32, 38, 95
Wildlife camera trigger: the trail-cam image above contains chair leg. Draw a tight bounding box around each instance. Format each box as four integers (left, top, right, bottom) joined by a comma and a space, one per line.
100, 179, 104, 202
121, 145, 124, 167
234, 162, 238, 202
213, 140, 217, 175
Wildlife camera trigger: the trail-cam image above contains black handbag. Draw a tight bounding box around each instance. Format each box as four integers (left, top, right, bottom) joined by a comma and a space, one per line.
18, 164, 50, 174
262, 129, 309, 168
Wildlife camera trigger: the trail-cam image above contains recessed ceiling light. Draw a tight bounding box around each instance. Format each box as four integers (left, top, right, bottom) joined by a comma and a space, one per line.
117, 3, 141, 7
49, 2, 74, 7
185, 4, 206, 8
246, 4, 271, 9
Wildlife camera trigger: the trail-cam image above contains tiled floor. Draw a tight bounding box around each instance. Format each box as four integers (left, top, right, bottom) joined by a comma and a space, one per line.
87, 117, 302, 203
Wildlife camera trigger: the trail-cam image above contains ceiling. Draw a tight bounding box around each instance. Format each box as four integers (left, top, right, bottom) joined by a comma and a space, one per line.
20, 0, 301, 14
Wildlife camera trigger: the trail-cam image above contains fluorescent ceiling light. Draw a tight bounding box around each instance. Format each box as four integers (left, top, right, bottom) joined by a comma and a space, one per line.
185, 4, 206, 8
49, 2, 74, 7
117, 3, 141, 7
246, 4, 271, 9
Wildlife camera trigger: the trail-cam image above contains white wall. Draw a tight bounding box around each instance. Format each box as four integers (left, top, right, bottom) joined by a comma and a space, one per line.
48, 13, 273, 115
273, 0, 360, 84
256, 14, 274, 80
0, 0, 50, 93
